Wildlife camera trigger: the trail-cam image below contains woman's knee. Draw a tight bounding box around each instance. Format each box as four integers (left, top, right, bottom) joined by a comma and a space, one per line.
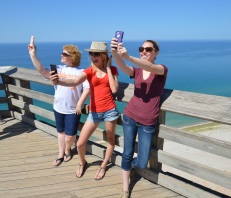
65, 135, 75, 142
106, 135, 115, 145
135, 158, 148, 169
77, 141, 85, 149
137, 163, 147, 169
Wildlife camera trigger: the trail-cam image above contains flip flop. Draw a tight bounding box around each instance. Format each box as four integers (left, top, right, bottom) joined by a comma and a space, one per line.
76, 161, 88, 178
64, 149, 72, 162
53, 157, 64, 167
95, 167, 107, 180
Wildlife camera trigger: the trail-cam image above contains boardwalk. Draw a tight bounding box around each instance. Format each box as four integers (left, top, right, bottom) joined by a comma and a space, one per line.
0, 117, 183, 198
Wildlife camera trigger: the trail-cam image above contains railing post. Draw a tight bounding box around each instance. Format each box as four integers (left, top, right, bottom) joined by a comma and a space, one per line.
2, 76, 17, 113
14, 79, 35, 119
2, 75, 35, 119
149, 110, 166, 172
0, 115, 6, 124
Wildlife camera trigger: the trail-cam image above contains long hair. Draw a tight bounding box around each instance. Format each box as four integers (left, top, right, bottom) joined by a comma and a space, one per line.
91, 52, 109, 73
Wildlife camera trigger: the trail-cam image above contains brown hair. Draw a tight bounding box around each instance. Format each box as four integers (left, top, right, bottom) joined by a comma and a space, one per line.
63, 44, 81, 66
144, 40, 159, 52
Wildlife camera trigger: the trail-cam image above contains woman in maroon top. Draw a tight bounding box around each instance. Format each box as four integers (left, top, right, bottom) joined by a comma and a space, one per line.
111, 38, 168, 198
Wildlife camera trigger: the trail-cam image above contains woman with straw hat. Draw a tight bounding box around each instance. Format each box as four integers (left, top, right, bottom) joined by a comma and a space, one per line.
50, 41, 120, 180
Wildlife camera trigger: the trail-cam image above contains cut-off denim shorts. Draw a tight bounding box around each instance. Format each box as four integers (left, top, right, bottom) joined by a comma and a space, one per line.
54, 110, 81, 136
87, 107, 120, 123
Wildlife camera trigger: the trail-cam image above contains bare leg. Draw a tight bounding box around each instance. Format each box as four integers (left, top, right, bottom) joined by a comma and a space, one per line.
95, 119, 117, 179
53, 132, 65, 166
64, 135, 76, 161
76, 120, 99, 177
122, 169, 130, 192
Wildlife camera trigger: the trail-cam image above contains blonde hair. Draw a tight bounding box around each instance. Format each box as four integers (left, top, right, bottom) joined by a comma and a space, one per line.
63, 44, 81, 66
91, 52, 109, 73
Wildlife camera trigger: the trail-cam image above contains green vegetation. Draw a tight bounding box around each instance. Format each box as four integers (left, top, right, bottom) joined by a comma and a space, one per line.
182, 122, 221, 134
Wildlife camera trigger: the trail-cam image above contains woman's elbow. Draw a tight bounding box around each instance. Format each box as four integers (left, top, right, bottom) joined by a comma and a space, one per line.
111, 87, 118, 94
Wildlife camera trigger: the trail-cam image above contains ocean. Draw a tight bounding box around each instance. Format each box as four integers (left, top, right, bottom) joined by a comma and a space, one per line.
0, 40, 231, 128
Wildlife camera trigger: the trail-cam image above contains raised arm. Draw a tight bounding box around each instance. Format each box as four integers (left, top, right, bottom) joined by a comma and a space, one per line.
111, 38, 165, 76
123, 55, 165, 75
28, 36, 50, 79
110, 38, 134, 77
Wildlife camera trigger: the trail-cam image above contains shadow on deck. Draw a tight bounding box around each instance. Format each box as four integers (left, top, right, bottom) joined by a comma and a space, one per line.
0, 118, 183, 198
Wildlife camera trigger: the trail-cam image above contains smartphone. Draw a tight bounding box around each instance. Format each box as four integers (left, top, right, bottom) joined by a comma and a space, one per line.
115, 31, 124, 43
50, 64, 57, 74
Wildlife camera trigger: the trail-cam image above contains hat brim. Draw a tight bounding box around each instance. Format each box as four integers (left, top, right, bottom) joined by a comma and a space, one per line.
84, 49, 110, 53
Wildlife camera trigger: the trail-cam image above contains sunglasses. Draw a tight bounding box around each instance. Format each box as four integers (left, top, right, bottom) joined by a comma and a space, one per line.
138, 47, 156, 53
89, 52, 101, 57
61, 52, 70, 57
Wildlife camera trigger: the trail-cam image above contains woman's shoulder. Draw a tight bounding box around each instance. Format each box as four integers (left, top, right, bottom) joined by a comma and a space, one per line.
110, 65, 119, 72
56, 64, 65, 69
84, 66, 93, 72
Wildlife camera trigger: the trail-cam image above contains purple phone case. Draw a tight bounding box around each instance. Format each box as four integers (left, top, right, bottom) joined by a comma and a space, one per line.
115, 31, 124, 43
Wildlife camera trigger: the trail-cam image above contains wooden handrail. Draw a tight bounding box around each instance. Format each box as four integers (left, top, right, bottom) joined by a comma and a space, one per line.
1, 66, 230, 198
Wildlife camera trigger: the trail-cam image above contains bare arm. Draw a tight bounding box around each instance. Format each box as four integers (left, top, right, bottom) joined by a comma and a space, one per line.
111, 38, 165, 76
107, 56, 119, 93
125, 56, 165, 75
28, 37, 50, 79
76, 88, 90, 115
50, 71, 87, 86
110, 38, 134, 77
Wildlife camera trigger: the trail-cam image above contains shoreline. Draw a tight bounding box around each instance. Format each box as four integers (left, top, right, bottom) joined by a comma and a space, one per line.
163, 121, 231, 196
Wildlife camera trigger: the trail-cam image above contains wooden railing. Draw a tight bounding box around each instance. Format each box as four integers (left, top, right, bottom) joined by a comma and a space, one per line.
1, 66, 231, 198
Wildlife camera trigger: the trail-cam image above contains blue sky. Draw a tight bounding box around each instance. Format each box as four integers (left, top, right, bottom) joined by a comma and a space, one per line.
1, 0, 231, 43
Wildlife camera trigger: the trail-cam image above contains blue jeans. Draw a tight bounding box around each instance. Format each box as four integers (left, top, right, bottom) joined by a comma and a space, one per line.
121, 114, 156, 171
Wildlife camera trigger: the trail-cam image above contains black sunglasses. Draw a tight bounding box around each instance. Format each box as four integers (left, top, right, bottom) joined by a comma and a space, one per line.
61, 52, 70, 57
138, 47, 156, 53
89, 52, 101, 57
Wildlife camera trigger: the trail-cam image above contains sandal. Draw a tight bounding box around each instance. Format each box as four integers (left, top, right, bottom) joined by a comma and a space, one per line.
95, 167, 107, 180
64, 149, 72, 162
76, 161, 88, 178
53, 157, 64, 167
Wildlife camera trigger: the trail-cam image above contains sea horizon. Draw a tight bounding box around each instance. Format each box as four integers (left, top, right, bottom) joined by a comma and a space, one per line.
1, 40, 231, 128
1, 38, 231, 44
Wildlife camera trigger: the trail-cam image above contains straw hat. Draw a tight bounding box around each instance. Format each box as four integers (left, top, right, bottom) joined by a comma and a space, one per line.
84, 41, 109, 52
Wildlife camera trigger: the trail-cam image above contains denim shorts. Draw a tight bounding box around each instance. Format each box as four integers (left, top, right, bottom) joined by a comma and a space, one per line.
87, 108, 120, 123
54, 110, 81, 136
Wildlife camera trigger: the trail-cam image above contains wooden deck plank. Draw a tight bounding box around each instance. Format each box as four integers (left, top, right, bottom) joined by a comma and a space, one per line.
0, 118, 182, 198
